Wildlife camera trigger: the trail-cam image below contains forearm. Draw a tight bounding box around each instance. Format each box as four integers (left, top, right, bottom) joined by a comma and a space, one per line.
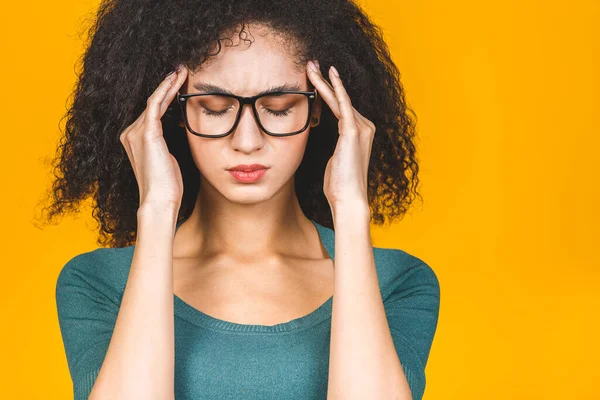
89, 204, 178, 400
327, 203, 412, 400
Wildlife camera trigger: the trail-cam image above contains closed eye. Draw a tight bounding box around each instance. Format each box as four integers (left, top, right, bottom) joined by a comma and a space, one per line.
266, 108, 291, 117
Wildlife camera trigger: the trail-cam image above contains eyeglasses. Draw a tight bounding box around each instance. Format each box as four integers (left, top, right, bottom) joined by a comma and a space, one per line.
176, 90, 317, 138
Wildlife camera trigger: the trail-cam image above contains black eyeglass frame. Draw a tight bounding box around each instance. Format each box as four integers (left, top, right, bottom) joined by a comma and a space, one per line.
176, 90, 318, 138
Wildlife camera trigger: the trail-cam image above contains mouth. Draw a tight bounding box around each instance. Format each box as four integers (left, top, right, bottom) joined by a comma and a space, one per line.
226, 163, 269, 172
227, 168, 268, 183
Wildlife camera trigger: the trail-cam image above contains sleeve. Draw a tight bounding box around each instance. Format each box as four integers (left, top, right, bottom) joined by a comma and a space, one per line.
383, 256, 441, 400
55, 253, 120, 400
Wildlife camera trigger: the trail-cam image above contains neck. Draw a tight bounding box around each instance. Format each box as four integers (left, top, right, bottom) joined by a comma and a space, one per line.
173, 176, 320, 265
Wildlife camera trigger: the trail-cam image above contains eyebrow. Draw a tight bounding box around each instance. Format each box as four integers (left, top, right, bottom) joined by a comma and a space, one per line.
191, 81, 304, 96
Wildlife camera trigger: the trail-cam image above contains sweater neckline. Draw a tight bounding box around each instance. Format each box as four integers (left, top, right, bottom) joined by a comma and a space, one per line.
172, 219, 335, 333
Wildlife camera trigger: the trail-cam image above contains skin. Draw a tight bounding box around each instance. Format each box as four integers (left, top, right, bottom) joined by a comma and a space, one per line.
170, 23, 334, 325
105, 21, 411, 399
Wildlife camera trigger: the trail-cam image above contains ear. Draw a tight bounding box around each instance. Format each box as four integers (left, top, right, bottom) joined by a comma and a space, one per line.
309, 92, 323, 128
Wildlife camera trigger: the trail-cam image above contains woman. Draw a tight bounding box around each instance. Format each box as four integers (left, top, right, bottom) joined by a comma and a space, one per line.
51, 0, 440, 399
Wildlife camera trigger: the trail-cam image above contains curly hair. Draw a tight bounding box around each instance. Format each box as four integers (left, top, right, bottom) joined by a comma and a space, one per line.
38, 0, 422, 248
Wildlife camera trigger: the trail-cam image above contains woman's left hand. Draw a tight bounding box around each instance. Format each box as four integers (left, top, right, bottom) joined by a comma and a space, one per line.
306, 60, 375, 214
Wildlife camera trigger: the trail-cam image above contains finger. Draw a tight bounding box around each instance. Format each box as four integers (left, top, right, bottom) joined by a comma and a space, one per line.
353, 108, 376, 133
119, 127, 138, 177
122, 108, 147, 142
313, 60, 335, 92
160, 66, 188, 116
119, 108, 145, 145
328, 66, 356, 133
312, 61, 372, 130
146, 68, 180, 121
306, 60, 341, 118
131, 108, 147, 131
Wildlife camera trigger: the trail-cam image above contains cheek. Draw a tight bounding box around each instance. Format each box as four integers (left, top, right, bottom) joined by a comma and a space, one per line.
280, 134, 310, 169
186, 137, 221, 175
185, 131, 311, 179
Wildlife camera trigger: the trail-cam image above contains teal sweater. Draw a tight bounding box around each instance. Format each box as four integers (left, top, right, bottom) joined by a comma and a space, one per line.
56, 219, 440, 400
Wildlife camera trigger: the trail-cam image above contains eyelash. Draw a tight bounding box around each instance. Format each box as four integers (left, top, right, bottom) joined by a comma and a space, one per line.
203, 108, 291, 117
203, 109, 228, 117
267, 108, 291, 117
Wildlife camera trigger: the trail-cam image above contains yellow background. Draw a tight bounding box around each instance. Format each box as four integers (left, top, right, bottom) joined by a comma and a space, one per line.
1, 0, 598, 398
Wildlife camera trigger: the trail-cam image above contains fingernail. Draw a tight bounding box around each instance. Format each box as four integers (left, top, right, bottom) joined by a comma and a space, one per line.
314, 60, 320, 69
166, 70, 176, 78
330, 65, 339, 78
308, 60, 318, 73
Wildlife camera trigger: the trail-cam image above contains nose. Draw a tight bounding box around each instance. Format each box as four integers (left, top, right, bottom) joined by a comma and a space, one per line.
229, 103, 265, 153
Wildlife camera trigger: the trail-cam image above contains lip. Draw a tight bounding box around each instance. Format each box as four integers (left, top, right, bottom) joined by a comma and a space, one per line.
226, 163, 269, 172
228, 168, 268, 183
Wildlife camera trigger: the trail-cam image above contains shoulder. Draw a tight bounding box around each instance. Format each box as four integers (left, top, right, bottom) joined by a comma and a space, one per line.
55, 247, 134, 389
372, 247, 440, 400
372, 246, 440, 303
56, 246, 134, 306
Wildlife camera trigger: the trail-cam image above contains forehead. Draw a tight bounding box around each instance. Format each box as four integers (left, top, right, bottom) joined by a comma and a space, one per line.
186, 24, 309, 96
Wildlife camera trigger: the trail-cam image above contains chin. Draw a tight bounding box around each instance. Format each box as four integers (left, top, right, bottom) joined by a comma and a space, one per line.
199, 168, 293, 205
222, 185, 276, 205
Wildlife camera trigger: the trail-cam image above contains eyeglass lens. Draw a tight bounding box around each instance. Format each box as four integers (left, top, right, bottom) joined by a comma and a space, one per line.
184, 93, 310, 136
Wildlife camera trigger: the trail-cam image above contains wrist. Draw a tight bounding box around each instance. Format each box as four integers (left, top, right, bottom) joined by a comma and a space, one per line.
137, 203, 179, 226
331, 200, 370, 225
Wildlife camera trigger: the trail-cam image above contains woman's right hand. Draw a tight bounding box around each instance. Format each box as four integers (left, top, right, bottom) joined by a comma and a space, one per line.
119, 65, 189, 212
